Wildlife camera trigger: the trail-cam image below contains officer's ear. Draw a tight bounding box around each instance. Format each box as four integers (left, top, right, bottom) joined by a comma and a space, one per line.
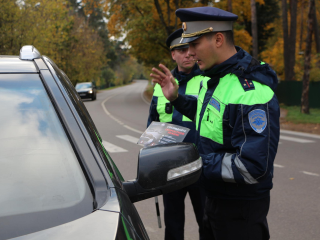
171, 50, 176, 61
215, 32, 225, 48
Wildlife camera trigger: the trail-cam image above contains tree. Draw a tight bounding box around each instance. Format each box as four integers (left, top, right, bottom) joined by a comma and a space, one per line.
215, 0, 278, 56
282, 0, 298, 81
301, 0, 315, 114
105, 0, 205, 68
251, 0, 258, 58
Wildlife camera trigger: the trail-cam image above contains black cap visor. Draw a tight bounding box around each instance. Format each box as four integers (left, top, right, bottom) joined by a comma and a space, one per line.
171, 44, 189, 51
180, 35, 203, 44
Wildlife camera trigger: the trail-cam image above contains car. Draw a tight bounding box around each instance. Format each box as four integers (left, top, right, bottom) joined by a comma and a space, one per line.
0, 45, 202, 240
75, 81, 97, 101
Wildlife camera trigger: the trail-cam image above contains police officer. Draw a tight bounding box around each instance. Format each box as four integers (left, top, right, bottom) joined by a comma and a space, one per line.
147, 28, 207, 240
150, 7, 280, 240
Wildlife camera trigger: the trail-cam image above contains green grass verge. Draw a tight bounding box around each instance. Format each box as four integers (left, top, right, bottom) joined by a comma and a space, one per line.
281, 105, 320, 124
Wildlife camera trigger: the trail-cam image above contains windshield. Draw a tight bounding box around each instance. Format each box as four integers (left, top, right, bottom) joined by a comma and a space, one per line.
0, 74, 93, 239
75, 83, 92, 90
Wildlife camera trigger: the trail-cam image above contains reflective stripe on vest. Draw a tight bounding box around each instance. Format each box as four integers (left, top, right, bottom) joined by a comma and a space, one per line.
196, 73, 274, 145
153, 75, 204, 123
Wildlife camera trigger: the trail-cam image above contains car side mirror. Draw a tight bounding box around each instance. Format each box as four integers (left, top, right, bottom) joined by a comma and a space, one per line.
123, 143, 202, 203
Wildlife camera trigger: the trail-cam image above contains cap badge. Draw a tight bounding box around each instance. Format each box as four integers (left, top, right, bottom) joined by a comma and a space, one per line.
182, 22, 187, 31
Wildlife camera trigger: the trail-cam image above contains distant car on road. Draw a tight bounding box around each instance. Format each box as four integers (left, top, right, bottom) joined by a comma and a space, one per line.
0, 45, 202, 240
75, 81, 97, 101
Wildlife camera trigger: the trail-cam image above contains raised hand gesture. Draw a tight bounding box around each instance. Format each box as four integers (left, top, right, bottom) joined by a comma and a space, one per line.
150, 64, 179, 102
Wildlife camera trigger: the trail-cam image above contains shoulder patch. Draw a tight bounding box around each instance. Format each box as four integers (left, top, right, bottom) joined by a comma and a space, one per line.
248, 109, 267, 133
209, 97, 220, 112
239, 77, 255, 91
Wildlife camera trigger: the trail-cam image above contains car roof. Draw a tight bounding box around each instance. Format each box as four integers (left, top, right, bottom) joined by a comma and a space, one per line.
0, 56, 38, 73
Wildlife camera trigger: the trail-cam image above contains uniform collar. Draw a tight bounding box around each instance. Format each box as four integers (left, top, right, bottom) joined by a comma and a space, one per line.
203, 46, 249, 78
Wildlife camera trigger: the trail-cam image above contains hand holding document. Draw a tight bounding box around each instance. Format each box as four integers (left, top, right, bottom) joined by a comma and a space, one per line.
138, 122, 190, 148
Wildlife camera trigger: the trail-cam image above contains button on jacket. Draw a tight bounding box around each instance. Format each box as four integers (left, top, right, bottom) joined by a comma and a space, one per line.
171, 47, 280, 200
147, 64, 208, 144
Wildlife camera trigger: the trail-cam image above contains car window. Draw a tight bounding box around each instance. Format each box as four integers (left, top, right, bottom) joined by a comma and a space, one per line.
0, 74, 93, 239
75, 83, 92, 90
47, 61, 124, 186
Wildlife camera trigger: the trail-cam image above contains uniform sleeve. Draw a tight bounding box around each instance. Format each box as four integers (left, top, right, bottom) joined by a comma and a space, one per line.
171, 94, 198, 122
202, 97, 280, 184
147, 95, 159, 127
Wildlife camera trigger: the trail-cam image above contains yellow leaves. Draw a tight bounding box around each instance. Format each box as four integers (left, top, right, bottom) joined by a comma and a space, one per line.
260, 37, 284, 78
234, 29, 252, 53
82, 0, 102, 16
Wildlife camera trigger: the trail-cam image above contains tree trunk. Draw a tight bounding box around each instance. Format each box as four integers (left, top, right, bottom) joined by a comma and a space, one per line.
282, 0, 289, 80
287, 0, 298, 81
299, 3, 304, 52
314, 4, 320, 53
228, 0, 232, 13
313, 2, 320, 68
154, 0, 171, 36
282, 0, 298, 81
251, 0, 258, 59
301, 0, 315, 114
174, 0, 179, 30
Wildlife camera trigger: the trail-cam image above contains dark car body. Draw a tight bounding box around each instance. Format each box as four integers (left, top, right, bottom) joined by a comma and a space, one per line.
75, 82, 97, 101
0, 46, 202, 240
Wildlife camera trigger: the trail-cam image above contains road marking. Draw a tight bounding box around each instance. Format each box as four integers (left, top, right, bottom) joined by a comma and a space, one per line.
102, 140, 128, 153
101, 96, 124, 125
301, 171, 319, 177
101, 95, 145, 134
280, 130, 320, 139
116, 135, 140, 144
279, 135, 315, 143
141, 83, 151, 105
274, 164, 284, 168
124, 125, 143, 134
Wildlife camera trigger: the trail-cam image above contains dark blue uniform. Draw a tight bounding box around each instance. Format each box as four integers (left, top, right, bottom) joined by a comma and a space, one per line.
170, 7, 280, 240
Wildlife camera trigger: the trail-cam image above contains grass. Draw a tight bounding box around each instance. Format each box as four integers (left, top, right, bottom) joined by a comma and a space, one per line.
281, 105, 320, 124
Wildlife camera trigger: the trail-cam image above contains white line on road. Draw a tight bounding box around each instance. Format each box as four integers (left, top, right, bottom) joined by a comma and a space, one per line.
274, 164, 284, 168
301, 171, 319, 177
101, 96, 123, 125
140, 84, 151, 105
102, 140, 128, 153
101, 95, 144, 134
124, 125, 143, 134
116, 135, 140, 144
279, 135, 315, 143
280, 129, 320, 139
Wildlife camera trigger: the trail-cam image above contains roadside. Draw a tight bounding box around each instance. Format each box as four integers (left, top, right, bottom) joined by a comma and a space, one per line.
280, 108, 320, 135
144, 85, 320, 135
97, 81, 134, 92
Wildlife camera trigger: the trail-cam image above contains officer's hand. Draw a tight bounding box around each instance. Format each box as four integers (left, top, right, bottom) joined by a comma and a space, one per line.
150, 64, 179, 102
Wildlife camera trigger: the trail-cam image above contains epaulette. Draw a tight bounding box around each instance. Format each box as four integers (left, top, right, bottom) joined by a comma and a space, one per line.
238, 77, 255, 91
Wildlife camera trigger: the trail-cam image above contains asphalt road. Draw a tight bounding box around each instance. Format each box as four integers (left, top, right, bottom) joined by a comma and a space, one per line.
84, 80, 320, 240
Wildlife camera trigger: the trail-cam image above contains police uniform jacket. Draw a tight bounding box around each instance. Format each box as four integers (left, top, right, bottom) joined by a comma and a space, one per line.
171, 47, 280, 200
147, 64, 205, 144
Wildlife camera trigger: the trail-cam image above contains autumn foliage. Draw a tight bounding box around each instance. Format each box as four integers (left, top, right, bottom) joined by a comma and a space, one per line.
105, 0, 320, 82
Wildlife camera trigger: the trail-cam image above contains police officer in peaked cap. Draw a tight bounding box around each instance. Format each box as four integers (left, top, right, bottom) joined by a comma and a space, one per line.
147, 28, 208, 240
151, 7, 280, 240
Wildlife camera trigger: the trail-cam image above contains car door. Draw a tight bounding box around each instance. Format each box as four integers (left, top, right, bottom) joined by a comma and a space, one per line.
42, 56, 149, 239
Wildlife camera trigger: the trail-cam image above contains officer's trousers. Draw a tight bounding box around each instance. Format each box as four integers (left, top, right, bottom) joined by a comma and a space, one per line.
203, 196, 270, 240
163, 182, 206, 240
